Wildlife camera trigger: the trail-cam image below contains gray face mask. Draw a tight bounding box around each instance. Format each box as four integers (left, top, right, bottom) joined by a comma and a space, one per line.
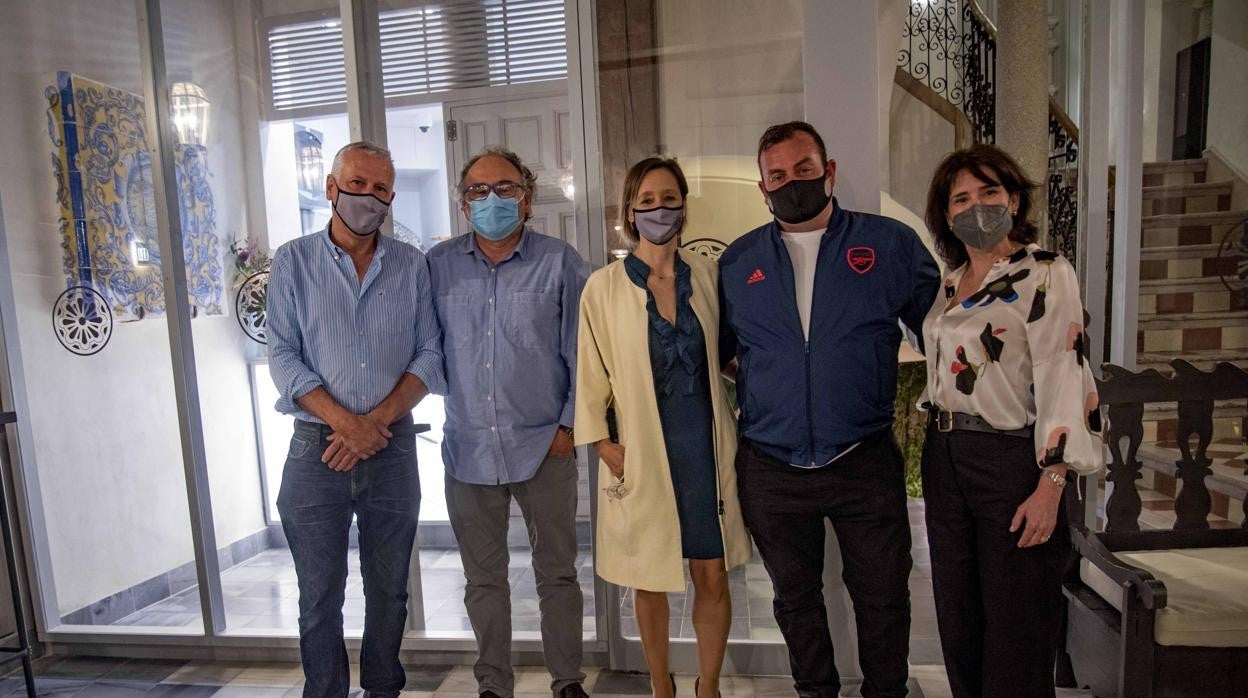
951, 204, 1013, 252
332, 179, 391, 236
633, 206, 684, 245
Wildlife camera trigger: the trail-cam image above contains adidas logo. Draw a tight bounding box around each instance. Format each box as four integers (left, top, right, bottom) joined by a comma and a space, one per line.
747, 268, 766, 285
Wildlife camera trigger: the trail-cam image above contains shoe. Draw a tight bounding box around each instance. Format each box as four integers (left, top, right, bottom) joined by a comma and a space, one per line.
480, 692, 505, 698
558, 684, 589, 698
694, 677, 721, 698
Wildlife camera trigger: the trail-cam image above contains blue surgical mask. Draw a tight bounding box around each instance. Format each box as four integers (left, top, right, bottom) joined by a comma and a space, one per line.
469, 192, 521, 240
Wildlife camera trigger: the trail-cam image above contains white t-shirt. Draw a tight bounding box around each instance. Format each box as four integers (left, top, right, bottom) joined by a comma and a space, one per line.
781, 230, 823, 339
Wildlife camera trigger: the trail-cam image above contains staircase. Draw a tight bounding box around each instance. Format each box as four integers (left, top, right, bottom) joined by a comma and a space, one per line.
1129, 156, 1248, 528
1136, 157, 1247, 378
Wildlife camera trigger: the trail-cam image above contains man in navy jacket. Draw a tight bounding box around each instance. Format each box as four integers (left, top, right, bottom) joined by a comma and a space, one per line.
719, 121, 939, 698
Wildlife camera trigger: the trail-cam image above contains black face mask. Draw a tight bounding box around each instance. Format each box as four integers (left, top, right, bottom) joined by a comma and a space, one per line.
766, 174, 832, 224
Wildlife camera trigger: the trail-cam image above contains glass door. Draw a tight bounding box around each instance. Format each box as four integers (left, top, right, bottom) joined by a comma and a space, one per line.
590, 0, 805, 675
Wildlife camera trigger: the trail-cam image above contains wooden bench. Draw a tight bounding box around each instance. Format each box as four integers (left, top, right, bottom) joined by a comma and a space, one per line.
1062, 360, 1248, 697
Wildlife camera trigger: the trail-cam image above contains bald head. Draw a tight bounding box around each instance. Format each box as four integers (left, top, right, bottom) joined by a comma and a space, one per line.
325, 140, 397, 212
330, 141, 395, 179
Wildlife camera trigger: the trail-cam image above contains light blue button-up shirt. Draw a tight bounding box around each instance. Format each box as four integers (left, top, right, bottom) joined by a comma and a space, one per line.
267, 227, 447, 422
428, 229, 589, 485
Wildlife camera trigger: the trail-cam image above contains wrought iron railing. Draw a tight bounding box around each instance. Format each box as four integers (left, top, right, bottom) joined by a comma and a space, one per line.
898, 0, 1080, 267
898, 0, 996, 145
1048, 100, 1079, 267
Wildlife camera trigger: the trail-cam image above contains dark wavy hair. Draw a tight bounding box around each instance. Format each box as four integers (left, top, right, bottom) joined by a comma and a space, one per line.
925, 144, 1038, 269
619, 157, 689, 246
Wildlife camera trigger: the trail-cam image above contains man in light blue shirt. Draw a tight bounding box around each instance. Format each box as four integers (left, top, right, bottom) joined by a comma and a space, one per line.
268, 141, 445, 698
428, 147, 589, 698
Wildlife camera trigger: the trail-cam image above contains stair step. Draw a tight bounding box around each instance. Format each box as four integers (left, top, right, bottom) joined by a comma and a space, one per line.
1141, 181, 1234, 199
1139, 276, 1231, 294
1138, 309, 1248, 330
1137, 350, 1248, 370
1141, 210, 1248, 229
1143, 158, 1207, 175
1142, 399, 1245, 420
1139, 243, 1223, 260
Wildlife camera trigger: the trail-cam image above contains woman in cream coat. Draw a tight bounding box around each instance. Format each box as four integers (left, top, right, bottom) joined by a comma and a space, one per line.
576, 157, 750, 698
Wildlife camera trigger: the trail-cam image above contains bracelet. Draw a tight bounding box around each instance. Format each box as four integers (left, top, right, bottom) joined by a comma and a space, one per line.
1042, 469, 1067, 489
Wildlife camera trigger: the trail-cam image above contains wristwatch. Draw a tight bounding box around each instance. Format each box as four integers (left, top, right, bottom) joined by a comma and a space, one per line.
560, 425, 574, 442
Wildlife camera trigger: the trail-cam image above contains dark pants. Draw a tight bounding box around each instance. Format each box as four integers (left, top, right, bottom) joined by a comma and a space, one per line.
737, 432, 913, 698
922, 427, 1069, 698
277, 418, 421, 698
445, 452, 585, 697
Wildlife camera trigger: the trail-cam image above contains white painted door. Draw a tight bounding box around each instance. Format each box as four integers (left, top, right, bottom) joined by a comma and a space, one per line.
446, 92, 575, 243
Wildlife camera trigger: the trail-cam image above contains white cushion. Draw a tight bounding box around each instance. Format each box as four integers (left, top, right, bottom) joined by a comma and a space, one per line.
1081, 546, 1248, 647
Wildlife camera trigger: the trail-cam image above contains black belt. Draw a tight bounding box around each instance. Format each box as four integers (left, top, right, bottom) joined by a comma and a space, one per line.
927, 408, 1033, 439
294, 414, 430, 436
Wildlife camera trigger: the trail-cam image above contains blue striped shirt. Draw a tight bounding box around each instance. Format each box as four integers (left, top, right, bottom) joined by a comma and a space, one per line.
428, 229, 588, 485
267, 227, 447, 422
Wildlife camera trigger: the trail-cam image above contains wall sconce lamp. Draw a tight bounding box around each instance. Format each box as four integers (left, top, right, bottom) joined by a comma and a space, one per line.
295, 128, 325, 193
170, 82, 210, 146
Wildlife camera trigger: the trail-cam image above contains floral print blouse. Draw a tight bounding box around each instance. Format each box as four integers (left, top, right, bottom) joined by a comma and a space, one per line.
920, 244, 1105, 475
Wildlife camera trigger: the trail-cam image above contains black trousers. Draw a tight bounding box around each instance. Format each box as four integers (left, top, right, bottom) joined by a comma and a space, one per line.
736, 432, 912, 698
922, 427, 1069, 698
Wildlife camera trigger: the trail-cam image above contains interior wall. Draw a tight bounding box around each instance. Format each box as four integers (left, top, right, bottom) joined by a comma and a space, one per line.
655, 0, 804, 247
1142, 0, 1199, 162
0, 0, 264, 616
1207, 0, 1248, 172
888, 83, 956, 231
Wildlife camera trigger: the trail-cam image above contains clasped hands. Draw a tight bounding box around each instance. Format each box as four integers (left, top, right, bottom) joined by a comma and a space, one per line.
322, 412, 393, 471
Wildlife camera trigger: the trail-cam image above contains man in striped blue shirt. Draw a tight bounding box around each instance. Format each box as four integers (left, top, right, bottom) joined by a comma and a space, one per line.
428, 148, 589, 698
268, 141, 446, 698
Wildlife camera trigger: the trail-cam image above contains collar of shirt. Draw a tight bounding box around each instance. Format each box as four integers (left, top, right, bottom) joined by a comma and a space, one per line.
765, 197, 846, 244
943, 243, 1032, 294
457, 226, 532, 266
318, 224, 391, 263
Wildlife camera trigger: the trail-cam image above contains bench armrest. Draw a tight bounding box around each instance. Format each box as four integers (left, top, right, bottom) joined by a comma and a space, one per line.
1071, 525, 1168, 610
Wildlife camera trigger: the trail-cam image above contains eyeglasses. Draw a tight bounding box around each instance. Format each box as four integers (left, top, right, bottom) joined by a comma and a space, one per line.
462, 180, 524, 202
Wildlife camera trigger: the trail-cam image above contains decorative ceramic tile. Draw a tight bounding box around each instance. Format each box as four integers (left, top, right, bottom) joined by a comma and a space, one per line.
1192, 290, 1232, 313
46, 71, 223, 321
1142, 329, 1183, 353
1168, 258, 1205, 279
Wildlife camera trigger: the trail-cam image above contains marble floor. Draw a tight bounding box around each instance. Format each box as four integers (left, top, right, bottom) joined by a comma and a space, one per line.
24, 496, 1110, 696
0, 655, 1099, 697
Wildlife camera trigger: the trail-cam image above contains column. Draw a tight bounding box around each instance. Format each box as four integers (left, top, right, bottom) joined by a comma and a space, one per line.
802, 0, 888, 683
995, 0, 1050, 231
1110, 0, 1145, 369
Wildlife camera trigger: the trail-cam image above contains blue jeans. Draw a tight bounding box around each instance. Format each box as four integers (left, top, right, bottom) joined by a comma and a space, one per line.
277, 418, 421, 698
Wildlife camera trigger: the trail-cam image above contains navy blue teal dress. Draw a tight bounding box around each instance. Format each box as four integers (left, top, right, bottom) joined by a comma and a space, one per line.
624, 254, 724, 560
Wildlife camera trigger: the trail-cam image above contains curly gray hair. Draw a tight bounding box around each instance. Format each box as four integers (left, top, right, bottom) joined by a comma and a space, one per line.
457, 146, 538, 210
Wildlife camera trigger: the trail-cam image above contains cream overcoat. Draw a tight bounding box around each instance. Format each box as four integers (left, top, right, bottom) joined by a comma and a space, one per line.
574, 249, 751, 592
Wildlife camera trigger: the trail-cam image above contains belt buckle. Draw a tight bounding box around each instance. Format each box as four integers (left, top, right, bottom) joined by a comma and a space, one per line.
936, 410, 954, 433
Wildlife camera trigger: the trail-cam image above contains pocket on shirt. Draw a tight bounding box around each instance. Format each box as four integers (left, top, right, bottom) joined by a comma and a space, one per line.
504, 289, 559, 349
437, 293, 474, 347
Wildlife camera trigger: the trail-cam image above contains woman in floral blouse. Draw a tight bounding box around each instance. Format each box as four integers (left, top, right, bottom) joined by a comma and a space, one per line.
919, 144, 1104, 698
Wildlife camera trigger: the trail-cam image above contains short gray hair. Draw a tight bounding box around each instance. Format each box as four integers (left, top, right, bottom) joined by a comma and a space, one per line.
330, 140, 394, 177
457, 146, 538, 202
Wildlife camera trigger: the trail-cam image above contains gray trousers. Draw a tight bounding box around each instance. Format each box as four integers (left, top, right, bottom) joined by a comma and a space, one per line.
445, 452, 585, 697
